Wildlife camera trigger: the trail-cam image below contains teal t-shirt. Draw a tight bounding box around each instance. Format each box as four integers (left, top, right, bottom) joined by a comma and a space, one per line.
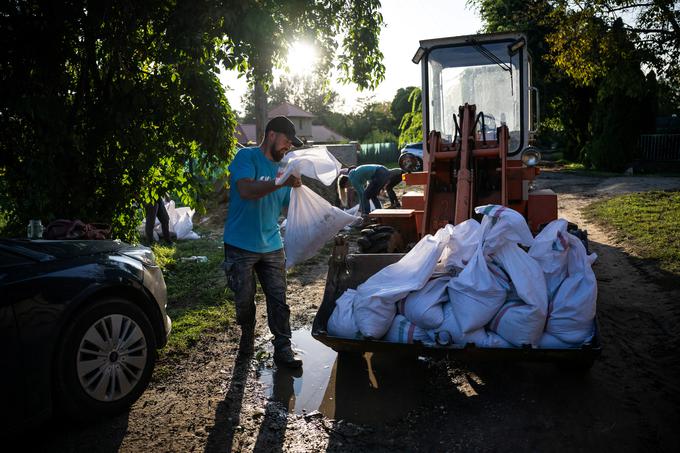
223, 147, 291, 253
348, 164, 381, 201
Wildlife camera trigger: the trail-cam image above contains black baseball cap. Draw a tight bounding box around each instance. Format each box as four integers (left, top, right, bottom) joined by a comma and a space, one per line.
265, 116, 303, 147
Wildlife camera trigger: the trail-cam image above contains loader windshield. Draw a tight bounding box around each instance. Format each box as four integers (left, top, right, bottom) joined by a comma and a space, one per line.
427, 41, 522, 152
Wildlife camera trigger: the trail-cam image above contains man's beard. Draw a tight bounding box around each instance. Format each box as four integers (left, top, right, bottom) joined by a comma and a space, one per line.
269, 142, 285, 162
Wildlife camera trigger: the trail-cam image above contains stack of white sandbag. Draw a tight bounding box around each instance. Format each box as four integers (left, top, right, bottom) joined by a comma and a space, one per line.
327, 204, 598, 349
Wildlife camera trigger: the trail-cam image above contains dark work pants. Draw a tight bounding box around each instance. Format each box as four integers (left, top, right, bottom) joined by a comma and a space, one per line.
362, 166, 390, 215
384, 169, 404, 207
223, 244, 292, 351
145, 199, 171, 242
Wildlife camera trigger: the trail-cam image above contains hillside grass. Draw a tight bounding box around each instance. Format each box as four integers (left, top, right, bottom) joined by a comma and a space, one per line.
584, 191, 680, 276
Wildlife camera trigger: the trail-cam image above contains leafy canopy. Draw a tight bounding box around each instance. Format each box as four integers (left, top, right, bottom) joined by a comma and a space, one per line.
0, 0, 386, 239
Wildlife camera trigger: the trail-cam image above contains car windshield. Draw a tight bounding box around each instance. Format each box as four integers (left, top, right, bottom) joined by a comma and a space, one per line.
427, 40, 521, 152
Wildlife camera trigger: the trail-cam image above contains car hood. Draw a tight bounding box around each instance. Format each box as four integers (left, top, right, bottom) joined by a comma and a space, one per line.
0, 239, 134, 262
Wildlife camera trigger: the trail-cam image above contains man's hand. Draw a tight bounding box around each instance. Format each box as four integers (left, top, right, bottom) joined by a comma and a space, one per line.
279, 175, 301, 188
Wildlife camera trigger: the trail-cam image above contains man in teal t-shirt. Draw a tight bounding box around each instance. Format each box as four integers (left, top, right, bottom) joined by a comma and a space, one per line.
223, 116, 304, 368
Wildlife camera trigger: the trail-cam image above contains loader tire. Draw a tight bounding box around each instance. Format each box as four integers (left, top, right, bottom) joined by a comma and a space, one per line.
568, 228, 590, 254
358, 224, 404, 253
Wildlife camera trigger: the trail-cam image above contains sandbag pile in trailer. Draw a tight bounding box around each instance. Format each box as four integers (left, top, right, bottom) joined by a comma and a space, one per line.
327, 205, 598, 349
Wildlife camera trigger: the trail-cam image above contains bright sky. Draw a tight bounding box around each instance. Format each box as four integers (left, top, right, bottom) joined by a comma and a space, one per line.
219, 0, 483, 116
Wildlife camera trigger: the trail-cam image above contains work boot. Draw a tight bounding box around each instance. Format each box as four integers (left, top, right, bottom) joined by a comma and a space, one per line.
273, 347, 303, 369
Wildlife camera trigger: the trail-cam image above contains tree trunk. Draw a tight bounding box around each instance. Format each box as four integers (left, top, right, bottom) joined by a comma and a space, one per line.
254, 79, 268, 143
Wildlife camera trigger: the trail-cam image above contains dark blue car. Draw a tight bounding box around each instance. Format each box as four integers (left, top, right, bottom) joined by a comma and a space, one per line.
398, 142, 423, 172
0, 239, 171, 435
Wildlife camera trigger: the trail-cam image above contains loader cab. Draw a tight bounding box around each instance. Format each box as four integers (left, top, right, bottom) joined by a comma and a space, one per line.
413, 32, 534, 170
369, 32, 555, 245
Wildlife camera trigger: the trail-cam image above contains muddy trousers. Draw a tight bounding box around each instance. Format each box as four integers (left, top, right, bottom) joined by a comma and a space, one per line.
361, 166, 390, 215
223, 244, 292, 352
384, 169, 404, 207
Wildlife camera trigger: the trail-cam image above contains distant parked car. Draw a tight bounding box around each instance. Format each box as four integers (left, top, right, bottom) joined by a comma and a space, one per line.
0, 239, 171, 434
398, 142, 423, 172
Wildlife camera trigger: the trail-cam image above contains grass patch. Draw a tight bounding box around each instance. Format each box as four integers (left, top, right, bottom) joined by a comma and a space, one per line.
151, 232, 235, 359
561, 162, 586, 171
584, 191, 680, 276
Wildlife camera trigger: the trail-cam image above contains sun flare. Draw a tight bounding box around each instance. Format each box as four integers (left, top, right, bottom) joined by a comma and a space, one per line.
286, 41, 318, 75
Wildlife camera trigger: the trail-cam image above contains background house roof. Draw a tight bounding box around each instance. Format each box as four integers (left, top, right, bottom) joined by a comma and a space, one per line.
234, 123, 256, 144
312, 125, 348, 143
268, 102, 314, 118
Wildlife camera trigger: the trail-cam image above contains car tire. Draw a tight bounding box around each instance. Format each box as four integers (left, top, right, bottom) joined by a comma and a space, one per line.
54, 297, 157, 419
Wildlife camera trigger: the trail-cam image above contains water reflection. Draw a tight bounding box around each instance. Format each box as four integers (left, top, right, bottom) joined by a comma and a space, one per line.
258, 329, 433, 424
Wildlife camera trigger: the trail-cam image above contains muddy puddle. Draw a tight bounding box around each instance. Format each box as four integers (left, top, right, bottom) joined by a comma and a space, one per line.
258, 328, 434, 424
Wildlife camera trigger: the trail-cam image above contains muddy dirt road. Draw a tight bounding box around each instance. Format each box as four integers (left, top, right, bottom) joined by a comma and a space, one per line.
24, 171, 680, 452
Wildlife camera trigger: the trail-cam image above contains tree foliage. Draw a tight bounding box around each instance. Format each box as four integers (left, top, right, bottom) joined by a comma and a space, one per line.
0, 0, 239, 239
236, 0, 386, 140
391, 86, 419, 127
468, 0, 674, 170
398, 88, 423, 147
0, 0, 387, 239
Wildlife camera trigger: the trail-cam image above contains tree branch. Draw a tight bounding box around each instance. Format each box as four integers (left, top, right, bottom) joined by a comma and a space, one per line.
603, 3, 655, 14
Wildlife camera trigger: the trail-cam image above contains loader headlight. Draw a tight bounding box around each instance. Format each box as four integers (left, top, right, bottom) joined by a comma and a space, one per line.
521, 147, 542, 167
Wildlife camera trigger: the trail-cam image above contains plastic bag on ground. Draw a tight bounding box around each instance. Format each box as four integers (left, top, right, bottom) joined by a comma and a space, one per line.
345, 200, 376, 216
528, 219, 570, 300
283, 185, 359, 268
142, 200, 200, 241
543, 231, 598, 344
429, 303, 512, 348
276, 146, 342, 186
402, 276, 449, 329
353, 227, 451, 338
383, 315, 432, 344
327, 289, 362, 339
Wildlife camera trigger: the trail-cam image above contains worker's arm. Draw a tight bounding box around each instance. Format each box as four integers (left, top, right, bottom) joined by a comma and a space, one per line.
237, 175, 300, 200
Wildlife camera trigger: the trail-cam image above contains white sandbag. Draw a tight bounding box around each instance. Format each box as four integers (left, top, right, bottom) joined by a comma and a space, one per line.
544, 233, 597, 344
327, 289, 362, 339
447, 247, 511, 333
353, 227, 451, 338
487, 289, 541, 348
529, 219, 570, 300
277, 146, 342, 186
429, 303, 512, 348
283, 185, 359, 268
487, 244, 548, 347
382, 315, 431, 344
345, 200, 376, 216
475, 204, 535, 252
437, 219, 482, 271
403, 276, 449, 329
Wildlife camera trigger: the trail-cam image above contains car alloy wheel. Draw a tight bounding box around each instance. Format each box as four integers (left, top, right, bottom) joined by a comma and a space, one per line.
55, 297, 157, 419
76, 314, 148, 402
